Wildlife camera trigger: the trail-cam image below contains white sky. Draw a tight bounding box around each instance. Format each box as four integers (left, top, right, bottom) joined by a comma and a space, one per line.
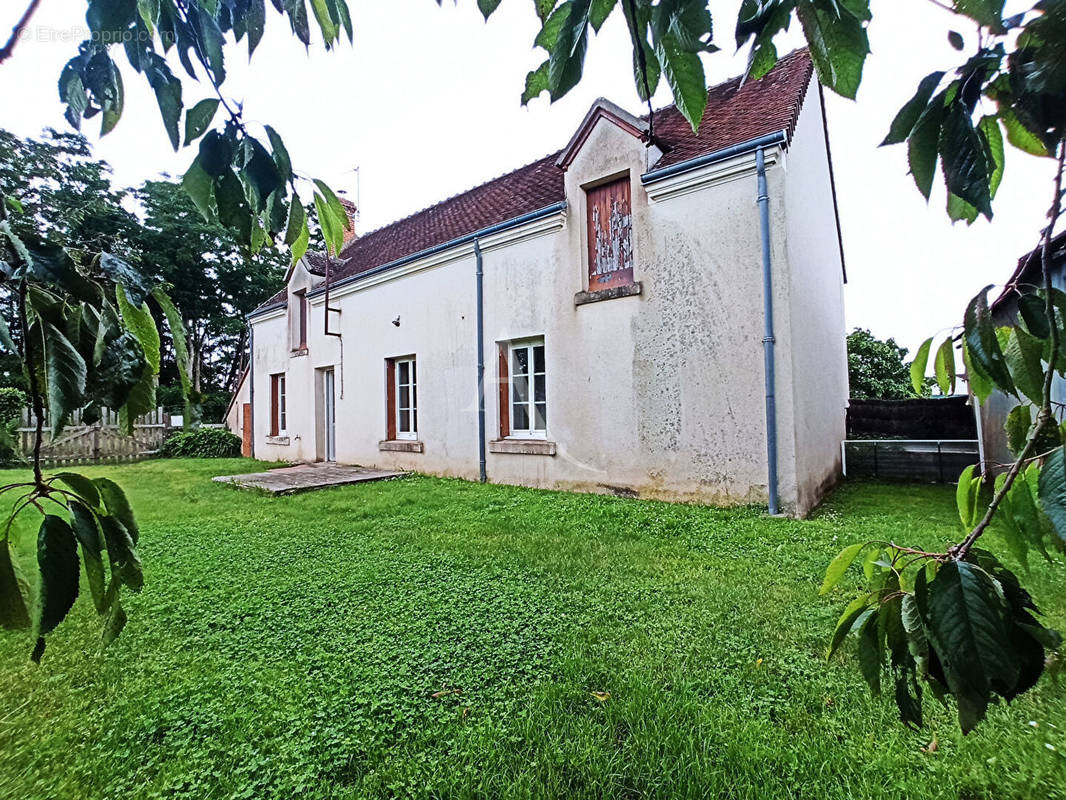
0, 0, 1057, 356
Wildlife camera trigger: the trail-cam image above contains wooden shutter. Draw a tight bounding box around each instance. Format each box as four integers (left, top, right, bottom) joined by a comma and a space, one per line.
270, 375, 279, 436
386, 359, 397, 440
242, 403, 252, 456
586, 177, 633, 291
498, 344, 510, 438
298, 292, 307, 348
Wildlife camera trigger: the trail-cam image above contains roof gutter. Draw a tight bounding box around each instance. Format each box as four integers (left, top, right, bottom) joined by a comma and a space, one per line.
641, 130, 788, 185
302, 201, 568, 302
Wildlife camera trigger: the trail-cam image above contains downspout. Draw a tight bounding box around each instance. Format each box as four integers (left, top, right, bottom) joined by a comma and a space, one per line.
248, 321, 255, 460
756, 147, 780, 515
474, 238, 487, 483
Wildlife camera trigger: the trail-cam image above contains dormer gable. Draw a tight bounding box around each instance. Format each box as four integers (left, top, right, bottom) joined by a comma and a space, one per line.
555, 98, 651, 173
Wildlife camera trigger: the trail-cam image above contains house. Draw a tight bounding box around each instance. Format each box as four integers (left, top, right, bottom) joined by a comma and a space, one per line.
976, 231, 1066, 475
239, 49, 847, 516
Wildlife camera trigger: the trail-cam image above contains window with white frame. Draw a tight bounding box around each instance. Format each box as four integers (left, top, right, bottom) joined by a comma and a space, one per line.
507, 340, 546, 438
388, 356, 417, 439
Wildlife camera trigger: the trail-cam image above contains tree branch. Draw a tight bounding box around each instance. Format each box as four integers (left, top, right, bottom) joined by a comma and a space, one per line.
953, 142, 1066, 561
0, 0, 42, 67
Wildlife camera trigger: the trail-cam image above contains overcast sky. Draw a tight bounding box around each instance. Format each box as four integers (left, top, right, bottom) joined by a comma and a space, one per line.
0, 0, 1056, 356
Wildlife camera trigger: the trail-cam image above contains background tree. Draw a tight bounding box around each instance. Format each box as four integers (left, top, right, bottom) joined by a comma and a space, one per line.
847, 328, 924, 400
133, 178, 288, 415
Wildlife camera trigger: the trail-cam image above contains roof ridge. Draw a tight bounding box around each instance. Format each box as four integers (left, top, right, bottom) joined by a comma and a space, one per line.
337, 150, 562, 258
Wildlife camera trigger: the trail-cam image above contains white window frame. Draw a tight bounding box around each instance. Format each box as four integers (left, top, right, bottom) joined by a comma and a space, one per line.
395, 356, 417, 440
274, 373, 287, 433
508, 340, 546, 439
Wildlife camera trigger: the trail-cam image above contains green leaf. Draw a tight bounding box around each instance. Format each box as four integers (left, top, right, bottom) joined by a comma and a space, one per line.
69, 501, 107, 614
478, 0, 503, 18
901, 593, 929, 675
116, 284, 160, 375
1018, 293, 1051, 339
819, 542, 865, 595
182, 159, 215, 221
100, 252, 152, 307
291, 216, 310, 265
183, 98, 219, 146
314, 192, 342, 257
98, 515, 143, 591
1003, 326, 1045, 405
956, 464, 978, 528
310, 0, 339, 44
102, 597, 127, 646
795, 0, 869, 100
54, 472, 101, 509
312, 179, 352, 235
1004, 403, 1032, 457
963, 342, 995, 401
882, 71, 945, 146
978, 115, 1004, 199
910, 337, 933, 395
654, 32, 707, 131
522, 60, 551, 104
952, 0, 1005, 28
939, 101, 992, 220
999, 107, 1049, 157
284, 194, 306, 247
908, 93, 947, 199
964, 287, 1015, 395
828, 593, 872, 660
0, 541, 31, 631
151, 73, 183, 151
857, 610, 882, 695
1038, 446, 1066, 544
35, 515, 79, 639
95, 478, 140, 545
152, 287, 191, 401
934, 337, 956, 396
43, 322, 87, 436
925, 560, 1019, 733
589, 0, 616, 31
264, 126, 292, 184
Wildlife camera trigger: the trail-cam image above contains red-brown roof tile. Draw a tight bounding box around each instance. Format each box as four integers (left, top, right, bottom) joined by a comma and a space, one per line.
252, 49, 813, 315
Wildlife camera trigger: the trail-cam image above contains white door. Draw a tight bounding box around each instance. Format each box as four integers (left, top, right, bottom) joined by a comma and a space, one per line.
324, 368, 336, 462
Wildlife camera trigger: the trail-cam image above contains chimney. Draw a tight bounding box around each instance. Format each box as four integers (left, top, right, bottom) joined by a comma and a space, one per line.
338, 193, 358, 246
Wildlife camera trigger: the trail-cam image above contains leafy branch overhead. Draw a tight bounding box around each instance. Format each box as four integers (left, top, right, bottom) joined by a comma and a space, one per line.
58, 0, 355, 263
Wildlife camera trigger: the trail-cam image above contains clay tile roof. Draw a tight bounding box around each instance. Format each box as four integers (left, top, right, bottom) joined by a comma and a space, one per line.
251, 49, 812, 316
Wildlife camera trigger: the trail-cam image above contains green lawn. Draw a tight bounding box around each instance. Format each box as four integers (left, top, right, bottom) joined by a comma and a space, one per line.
1, 460, 1065, 799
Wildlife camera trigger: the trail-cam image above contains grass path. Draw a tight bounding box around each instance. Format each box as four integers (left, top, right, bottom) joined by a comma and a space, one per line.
0, 459, 1064, 798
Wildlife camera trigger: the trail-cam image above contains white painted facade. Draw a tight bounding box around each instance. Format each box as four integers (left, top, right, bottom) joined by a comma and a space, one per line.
245, 77, 846, 516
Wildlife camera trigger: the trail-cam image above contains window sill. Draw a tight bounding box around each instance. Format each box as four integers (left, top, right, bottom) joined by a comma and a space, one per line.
489, 439, 556, 456
290, 347, 308, 357
574, 281, 642, 307
378, 440, 424, 453
266, 435, 290, 445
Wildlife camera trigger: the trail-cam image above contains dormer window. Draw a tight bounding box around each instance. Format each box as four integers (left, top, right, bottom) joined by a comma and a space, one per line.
292, 290, 308, 351
586, 175, 633, 291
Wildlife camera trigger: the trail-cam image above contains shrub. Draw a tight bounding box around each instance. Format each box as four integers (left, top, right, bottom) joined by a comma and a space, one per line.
161, 427, 241, 458
0, 387, 27, 424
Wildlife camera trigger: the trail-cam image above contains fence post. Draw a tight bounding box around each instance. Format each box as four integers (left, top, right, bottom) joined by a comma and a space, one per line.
937, 441, 944, 484
92, 423, 100, 462
873, 442, 878, 480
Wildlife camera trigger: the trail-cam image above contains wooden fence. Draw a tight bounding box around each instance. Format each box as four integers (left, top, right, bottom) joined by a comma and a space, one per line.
15, 407, 172, 467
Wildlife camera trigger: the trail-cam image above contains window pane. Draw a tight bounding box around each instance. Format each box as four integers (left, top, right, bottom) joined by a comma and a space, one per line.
513, 375, 529, 404
411, 382, 417, 411
411, 360, 416, 383
412, 409, 417, 432
513, 402, 529, 431
512, 347, 529, 375
533, 344, 545, 374
534, 402, 547, 429
534, 374, 546, 402
400, 385, 410, 408
398, 361, 409, 384
399, 410, 410, 431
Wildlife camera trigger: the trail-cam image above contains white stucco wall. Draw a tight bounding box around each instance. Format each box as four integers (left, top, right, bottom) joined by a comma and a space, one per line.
247, 79, 846, 515
781, 82, 849, 512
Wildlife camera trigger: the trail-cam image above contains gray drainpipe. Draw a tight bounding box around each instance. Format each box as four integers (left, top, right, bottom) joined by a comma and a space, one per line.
475, 238, 487, 483
756, 147, 779, 515
248, 321, 255, 460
